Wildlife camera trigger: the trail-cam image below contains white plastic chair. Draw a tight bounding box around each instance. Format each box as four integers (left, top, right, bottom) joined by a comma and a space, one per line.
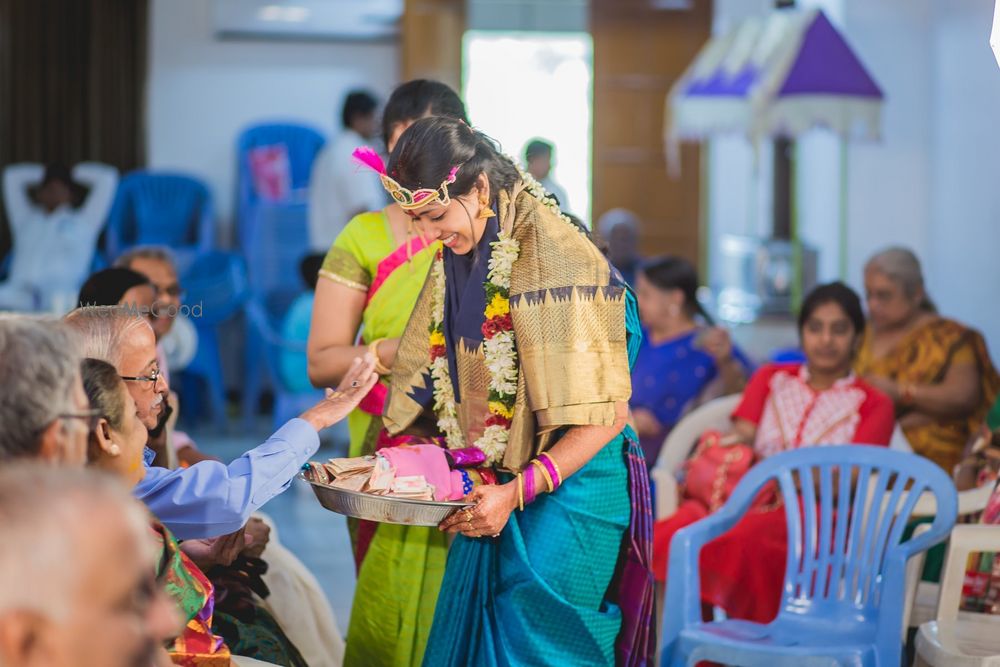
914, 524, 1000, 666
650, 394, 741, 519
904, 483, 996, 633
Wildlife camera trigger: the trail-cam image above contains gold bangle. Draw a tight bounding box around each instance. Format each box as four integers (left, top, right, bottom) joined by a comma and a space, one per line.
531, 460, 554, 493
539, 452, 562, 485
368, 338, 391, 375
516, 473, 524, 511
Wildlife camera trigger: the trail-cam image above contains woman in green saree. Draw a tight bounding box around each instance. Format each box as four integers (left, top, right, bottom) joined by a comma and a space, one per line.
306, 80, 470, 666
375, 117, 655, 666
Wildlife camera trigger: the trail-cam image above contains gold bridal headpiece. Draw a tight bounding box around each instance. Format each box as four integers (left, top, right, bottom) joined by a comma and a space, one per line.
352, 146, 459, 210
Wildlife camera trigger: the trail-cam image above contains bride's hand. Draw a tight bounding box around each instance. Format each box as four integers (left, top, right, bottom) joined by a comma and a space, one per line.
439, 482, 518, 538
299, 354, 379, 431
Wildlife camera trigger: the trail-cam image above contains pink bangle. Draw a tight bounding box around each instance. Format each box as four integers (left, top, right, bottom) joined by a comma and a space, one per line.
537, 453, 562, 490
523, 464, 537, 505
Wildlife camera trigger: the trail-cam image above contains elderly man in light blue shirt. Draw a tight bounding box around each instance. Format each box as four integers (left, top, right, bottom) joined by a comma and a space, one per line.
64, 305, 377, 540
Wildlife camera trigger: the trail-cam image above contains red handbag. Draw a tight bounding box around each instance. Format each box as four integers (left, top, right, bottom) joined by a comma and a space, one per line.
681, 430, 755, 512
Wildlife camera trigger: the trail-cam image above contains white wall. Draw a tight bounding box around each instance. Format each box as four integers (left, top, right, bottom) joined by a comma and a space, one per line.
841, 0, 934, 288
926, 0, 1000, 355
147, 0, 399, 241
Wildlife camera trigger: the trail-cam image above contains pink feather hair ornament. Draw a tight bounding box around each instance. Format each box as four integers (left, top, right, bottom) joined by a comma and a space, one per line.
352, 145, 462, 210
351, 146, 387, 175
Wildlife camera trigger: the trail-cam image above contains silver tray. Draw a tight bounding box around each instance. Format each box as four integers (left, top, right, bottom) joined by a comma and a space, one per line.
298, 472, 472, 527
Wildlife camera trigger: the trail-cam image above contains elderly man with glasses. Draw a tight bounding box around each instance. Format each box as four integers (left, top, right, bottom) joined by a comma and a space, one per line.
114, 246, 213, 467
64, 305, 376, 540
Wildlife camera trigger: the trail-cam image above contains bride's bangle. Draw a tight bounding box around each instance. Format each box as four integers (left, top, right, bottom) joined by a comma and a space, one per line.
368, 338, 391, 375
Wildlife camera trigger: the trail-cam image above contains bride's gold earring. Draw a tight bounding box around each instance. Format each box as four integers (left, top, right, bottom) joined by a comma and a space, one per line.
477, 195, 495, 220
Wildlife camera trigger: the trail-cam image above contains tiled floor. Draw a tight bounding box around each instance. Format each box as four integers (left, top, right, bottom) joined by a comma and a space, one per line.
190, 420, 356, 636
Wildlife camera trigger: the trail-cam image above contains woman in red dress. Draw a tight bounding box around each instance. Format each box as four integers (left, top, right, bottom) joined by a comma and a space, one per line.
654, 282, 895, 623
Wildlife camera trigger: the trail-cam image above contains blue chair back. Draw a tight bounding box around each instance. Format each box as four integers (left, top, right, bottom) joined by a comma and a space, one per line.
241, 203, 311, 299
181, 251, 249, 326
235, 122, 325, 206
664, 446, 957, 666
106, 171, 213, 259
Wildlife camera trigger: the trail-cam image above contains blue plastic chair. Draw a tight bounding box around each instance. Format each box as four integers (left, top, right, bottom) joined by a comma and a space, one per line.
662, 445, 958, 667
177, 251, 249, 429
243, 297, 324, 431
235, 122, 322, 417
235, 121, 324, 255
105, 171, 214, 263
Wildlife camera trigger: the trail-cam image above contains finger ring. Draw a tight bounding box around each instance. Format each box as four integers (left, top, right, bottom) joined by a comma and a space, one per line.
463, 509, 474, 523
350, 380, 361, 388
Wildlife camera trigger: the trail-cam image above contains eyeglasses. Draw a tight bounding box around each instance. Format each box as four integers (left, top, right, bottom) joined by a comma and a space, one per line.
57, 408, 102, 432
120, 367, 162, 387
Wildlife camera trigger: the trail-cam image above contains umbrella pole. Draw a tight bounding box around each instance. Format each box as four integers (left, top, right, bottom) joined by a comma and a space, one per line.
791, 142, 802, 313
839, 140, 849, 280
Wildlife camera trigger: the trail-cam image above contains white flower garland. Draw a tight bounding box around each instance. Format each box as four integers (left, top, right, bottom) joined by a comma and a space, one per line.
427, 169, 581, 466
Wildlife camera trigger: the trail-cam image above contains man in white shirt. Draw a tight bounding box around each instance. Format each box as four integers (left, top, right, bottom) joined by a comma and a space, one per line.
525, 139, 570, 213
0, 162, 118, 312
308, 90, 386, 251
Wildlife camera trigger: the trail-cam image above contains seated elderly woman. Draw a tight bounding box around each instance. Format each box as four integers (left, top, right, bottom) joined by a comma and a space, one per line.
652, 282, 895, 623
630, 255, 752, 465
856, 247, 1000, 472
79, 357, 226, 663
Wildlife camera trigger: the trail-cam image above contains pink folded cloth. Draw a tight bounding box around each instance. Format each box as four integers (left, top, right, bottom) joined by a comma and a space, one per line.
378, 445, 465, 501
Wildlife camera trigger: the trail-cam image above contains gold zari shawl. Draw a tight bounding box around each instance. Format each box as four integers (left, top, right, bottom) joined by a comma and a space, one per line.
383, 185, 631, 471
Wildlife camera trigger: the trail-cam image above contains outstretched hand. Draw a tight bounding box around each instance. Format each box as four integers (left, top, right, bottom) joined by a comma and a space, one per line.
300, 354, 379, 431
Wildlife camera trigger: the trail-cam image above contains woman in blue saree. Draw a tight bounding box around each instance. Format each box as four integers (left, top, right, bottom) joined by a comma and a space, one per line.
371, 117, 655, 666
631, 256, 753, 466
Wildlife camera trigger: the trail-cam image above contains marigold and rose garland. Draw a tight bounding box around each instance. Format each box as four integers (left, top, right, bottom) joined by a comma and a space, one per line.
427, 172, 581, 466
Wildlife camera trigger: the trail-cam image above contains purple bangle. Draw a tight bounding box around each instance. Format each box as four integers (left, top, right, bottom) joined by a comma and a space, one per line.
523, 464, 536, 505
538, 453, 561, 490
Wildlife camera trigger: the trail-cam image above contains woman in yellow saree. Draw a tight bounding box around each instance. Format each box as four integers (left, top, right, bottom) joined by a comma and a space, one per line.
306, 80, 469, 667
855, 247, 1000, 472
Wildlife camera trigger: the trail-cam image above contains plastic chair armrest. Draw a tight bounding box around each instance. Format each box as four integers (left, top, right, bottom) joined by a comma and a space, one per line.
912, 483, 993, 519
652, 466, 677, 519
935, 525, 1000, 635
663, 483, 765, 644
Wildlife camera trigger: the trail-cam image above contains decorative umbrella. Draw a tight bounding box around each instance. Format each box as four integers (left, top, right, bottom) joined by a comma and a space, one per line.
666, 8, 884, 170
